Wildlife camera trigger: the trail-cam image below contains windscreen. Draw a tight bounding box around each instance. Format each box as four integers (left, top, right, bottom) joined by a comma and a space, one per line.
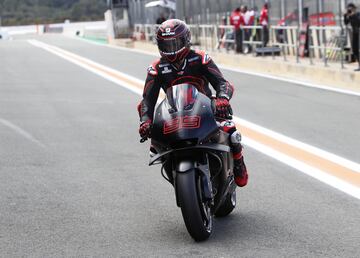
166, 84, 198, 112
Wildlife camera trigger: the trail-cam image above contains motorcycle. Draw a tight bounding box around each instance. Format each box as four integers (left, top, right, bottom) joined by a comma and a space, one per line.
141, 83, 237, 241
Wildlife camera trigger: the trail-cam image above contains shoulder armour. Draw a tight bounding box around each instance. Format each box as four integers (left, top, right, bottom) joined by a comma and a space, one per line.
195, 50, 211, 65
147, 59, 160, 76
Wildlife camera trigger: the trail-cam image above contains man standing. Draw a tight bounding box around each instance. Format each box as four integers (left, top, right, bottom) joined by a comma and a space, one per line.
344, 3, 360, 71
156, 14, 166, 25
243, 6, 255, 53
260, 2, 269, 47
230, 7, 245, 53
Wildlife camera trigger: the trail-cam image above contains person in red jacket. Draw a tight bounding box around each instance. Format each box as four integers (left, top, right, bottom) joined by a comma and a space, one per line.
230, 7, 245, 53
260, 2, 269, 46
138, 19, 248, 187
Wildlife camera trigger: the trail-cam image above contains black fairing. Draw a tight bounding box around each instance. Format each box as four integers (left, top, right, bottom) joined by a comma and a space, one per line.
151, 84, 218, 146
148, 84, 236, 219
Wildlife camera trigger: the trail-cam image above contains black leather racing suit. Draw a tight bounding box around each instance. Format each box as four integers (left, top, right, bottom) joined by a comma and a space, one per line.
138, 49, 234, 123
138, 49, 248, 186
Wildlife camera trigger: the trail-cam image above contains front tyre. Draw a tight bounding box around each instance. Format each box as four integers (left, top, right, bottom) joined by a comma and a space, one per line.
176, 170, 212, 241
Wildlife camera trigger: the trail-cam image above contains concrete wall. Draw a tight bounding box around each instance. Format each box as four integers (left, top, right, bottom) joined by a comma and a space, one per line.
1, 24, 39, 35
1, 21, 106, 38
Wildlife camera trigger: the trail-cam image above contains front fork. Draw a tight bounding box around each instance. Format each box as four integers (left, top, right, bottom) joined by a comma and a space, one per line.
173, 156, 213, 208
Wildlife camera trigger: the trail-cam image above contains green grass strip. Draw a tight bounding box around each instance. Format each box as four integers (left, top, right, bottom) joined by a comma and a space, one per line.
81, 35, 108, 44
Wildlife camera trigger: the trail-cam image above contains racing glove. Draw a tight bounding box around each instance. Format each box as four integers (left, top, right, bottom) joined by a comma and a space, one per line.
215, 97, 233, 119
139, 119, 152, 139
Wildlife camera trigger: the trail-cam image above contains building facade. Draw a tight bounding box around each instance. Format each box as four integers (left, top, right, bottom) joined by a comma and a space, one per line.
127, 0, 360, 25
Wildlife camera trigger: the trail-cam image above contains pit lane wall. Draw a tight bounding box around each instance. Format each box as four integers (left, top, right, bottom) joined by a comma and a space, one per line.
0, 24, 39, 36
131, 23, 360, 92
1, 21, 107, 40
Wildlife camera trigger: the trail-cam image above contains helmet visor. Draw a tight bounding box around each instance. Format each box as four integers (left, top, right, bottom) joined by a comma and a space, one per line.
158, 37, 186, 55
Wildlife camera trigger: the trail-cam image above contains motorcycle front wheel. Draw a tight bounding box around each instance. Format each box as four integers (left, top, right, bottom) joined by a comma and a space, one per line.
176, 170, 212, 241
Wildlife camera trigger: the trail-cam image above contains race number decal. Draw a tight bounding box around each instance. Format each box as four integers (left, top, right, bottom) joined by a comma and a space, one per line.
163, 116, 201, 134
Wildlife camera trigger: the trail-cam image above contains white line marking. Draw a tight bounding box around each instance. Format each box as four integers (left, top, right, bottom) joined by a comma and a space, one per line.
0, 118, 46, 148
72, 35, 160, 56
242, 137, 360, 199
232, 116, 360, 173
72, 36, 360, 97
28, 39, 143, 96
28, 39, 360, 199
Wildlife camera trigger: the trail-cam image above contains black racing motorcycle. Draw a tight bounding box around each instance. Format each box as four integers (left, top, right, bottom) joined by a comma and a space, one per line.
141, 84, 237, 241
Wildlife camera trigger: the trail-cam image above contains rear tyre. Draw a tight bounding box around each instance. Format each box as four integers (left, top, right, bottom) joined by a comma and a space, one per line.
215, 190, 236, 217
176, 170, 212, 241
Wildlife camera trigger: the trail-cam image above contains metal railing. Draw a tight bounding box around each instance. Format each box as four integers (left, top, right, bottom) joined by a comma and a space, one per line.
216, 25, 235, 52
134, 23, 354, 69
133, 24, 144, 40
198, 25, 218, 50
242, 25, 264, 56
188, 24, 200, 46
144, 24, 160, 42
308, 26, 346, 68
271, 26, 299, 62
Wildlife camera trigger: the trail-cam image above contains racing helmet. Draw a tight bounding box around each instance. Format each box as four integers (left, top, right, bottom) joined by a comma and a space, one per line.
156, 19, 191, 63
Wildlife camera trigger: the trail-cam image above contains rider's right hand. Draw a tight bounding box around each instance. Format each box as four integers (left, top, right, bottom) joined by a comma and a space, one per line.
139, 119, 152, 139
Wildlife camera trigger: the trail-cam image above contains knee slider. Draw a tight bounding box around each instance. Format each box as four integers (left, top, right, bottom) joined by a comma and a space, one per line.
230, 130, 242, 144
221, 120, 236, 134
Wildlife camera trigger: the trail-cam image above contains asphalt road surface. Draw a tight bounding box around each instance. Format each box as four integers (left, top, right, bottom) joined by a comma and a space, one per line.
0, 35, 359, 257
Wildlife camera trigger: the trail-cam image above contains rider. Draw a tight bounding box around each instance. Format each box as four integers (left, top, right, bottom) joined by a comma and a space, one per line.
137, 19, 248, 187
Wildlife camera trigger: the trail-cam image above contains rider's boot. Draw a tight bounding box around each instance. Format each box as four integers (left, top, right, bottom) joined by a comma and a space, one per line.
232, 144, 248, 187
221, 121, 249, 187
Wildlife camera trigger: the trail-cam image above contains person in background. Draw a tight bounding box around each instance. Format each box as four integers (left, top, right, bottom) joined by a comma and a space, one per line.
230, 7, 245, 53
217, 16, 227, 50
252, 6, 262, 43
244, 6, 255, 52
156, 14, 167, 25
344, 3, 360, 71
260, 2, 269, 47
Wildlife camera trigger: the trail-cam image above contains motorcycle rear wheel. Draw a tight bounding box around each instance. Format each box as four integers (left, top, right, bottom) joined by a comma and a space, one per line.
177, 170, 212, 241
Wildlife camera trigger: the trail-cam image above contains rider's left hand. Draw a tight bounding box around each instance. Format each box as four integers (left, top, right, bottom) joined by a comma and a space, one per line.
215, 98, 233, 119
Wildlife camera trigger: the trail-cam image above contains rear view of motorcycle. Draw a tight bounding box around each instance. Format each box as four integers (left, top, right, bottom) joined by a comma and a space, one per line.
142, 84, 238, 241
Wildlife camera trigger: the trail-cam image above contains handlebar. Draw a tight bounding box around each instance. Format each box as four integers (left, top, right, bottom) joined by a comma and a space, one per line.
215, 114, 233, 120
140, 98, 233, 143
